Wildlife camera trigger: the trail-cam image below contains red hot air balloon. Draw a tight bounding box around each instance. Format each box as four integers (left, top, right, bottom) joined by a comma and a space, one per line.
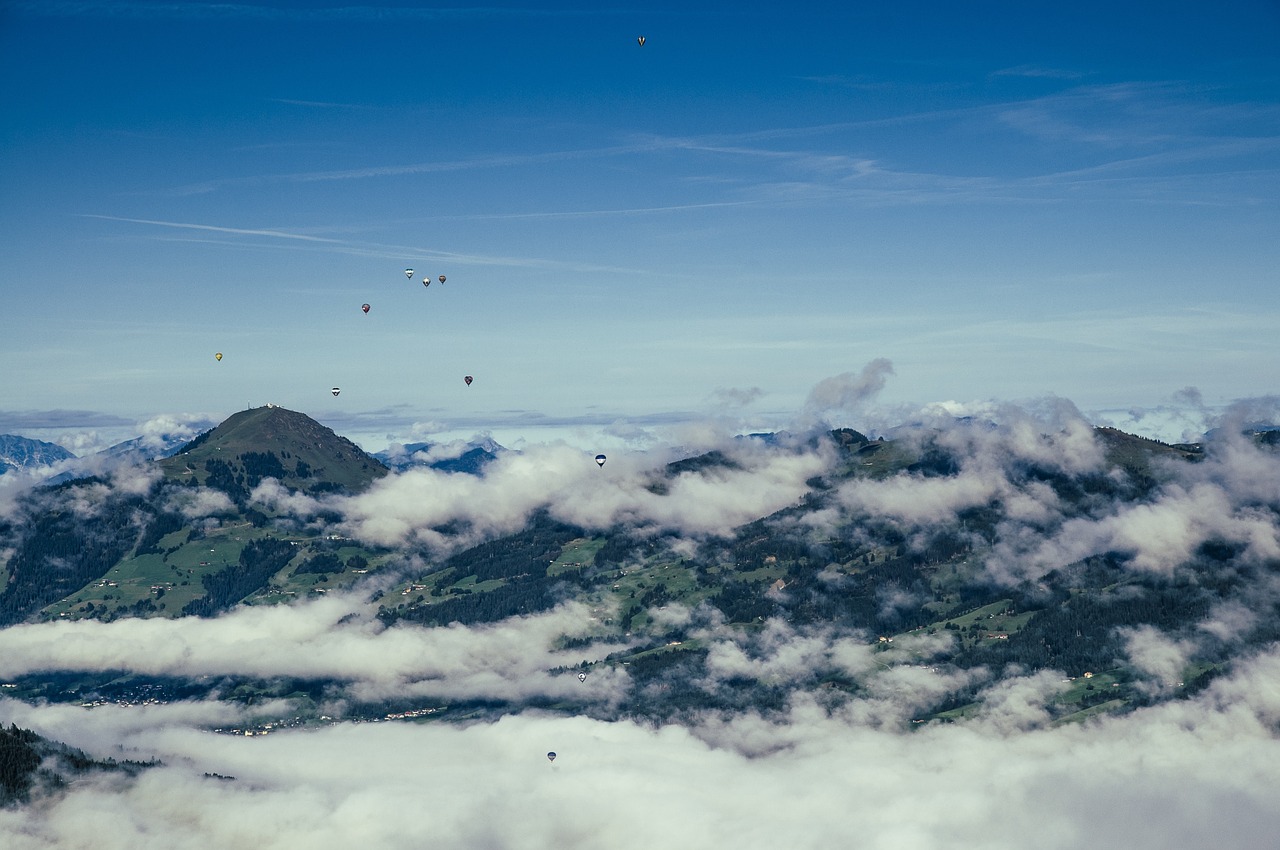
464, 375, 473, 386
361, 303, 370, 313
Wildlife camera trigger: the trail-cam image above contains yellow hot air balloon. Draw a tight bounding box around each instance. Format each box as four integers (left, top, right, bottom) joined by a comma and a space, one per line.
215, 352, 223, 361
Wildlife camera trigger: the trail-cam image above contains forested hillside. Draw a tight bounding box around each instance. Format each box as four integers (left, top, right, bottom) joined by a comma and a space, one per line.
1, 724, 156, 805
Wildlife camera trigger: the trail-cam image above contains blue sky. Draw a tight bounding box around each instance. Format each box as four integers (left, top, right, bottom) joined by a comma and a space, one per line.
2, 1, 1278, 450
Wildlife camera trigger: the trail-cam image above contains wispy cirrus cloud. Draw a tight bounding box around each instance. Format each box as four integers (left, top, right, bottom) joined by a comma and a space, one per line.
133, 80, 1278, 214
80, 214, 646, 274
154, 143, 676, 197
80, 215, 343, 243
990, 64, 1088, 80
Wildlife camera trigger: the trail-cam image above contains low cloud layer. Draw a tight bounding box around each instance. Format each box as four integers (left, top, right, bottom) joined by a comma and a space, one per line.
812, 394, 1280, 594
3, 647, 1279, 850
0, 597, 626, 706
329, 438, 826, 550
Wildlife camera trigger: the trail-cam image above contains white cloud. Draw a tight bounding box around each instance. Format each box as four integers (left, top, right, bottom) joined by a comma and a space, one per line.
249, 478, 323, 518
107, 462, 161, 497
975, 669, 1071, 733
798, 359, 894, 428
699, 618, 848, 686
6, 650, 1279, 850
0, 597, 628, 706
1197, 599, 1261, 644
165, 485, 235, 518
334, 439, 825, 550
991, 481, 1280, 581
838, 466, 1008, 526
1121, 625, 1197, 698
134, 413, 213, 451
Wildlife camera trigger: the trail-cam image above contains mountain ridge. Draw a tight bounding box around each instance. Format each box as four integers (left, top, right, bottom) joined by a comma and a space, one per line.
374, 436, 505, 475
0, 435, 76, 475
1, 411, 1276, 731
160, 405, 387, 500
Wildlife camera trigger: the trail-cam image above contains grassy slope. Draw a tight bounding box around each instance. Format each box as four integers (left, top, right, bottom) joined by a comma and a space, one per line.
41, 521, 397, 621
23, 423, 1235, 726
160, 405, 386, 493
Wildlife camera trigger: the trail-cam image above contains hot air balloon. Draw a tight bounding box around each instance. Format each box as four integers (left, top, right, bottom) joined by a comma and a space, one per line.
214, 352, 222, 361
422, 277, 431, 288
464, 375, 473, 386
577, 672, 587, 683
438, 275, 446, 285
404, 268, 414, 279
546, 752, 557, 762
595, 454, 607, 467
331, 387, 341, 396
361, 303, 370, 314
637, 36, 646, 46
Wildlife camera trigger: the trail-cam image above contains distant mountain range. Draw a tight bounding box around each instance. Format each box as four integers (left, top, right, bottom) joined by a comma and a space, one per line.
374, 436, 505, 474
97, 432, 193, 462
0, 430, 193, 481
0, 435, 76, 475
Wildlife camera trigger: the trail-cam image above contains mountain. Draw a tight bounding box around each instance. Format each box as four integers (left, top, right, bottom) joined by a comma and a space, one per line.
0, 407, 393, 627
3, 415, 1277, 731
160, 405, 387, 500
39, 433, 194, 487
373, 423, 1278, 725
0, 435, 76, 475
374, 436, 505, 475
100, 433, 192, 462
0, 724, 156, 805
6, 426, 204, 486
